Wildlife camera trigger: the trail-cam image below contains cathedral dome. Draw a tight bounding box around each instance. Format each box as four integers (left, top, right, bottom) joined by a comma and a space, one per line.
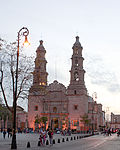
47, 80, 66, 93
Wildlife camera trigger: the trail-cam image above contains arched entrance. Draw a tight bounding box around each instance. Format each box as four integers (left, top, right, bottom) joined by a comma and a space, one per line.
53, 118, 59, 130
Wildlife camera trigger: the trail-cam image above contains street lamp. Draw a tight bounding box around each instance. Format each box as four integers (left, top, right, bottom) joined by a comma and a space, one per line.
91, 99, 94, 135
11, 27, 30, 149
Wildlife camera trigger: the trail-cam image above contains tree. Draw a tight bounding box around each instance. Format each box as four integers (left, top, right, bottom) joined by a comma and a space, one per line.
0, 38, 34, 113
61, 114, 69, 129
0, 101, 12, 130
34, 115, 40, 131
34, 115, 48, 130
80, 114, 91, 131
40, 116, 48, 129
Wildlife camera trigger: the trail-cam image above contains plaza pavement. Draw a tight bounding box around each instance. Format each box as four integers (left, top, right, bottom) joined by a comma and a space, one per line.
0, 132, 93, 150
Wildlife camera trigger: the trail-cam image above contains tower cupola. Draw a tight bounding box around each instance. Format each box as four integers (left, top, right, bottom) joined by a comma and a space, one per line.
72, 36, 83, 56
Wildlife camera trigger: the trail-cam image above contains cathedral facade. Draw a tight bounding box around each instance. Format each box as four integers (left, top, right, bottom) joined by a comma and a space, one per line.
28, 36, 89, 130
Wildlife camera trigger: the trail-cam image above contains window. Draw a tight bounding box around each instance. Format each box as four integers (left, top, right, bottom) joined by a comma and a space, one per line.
34, 105, 38, 111
74, 48, 78, 54
54, 94, 57, 98
114, 118, 117, 123
74, 72, 79, 81
74, 105, 78, 110
40, 82, 46, 85
53, 107, 57, 113
63, 104, 67, 110
75, 59, 78, 66
45, 104, 48, 111
74, 90, 77, 95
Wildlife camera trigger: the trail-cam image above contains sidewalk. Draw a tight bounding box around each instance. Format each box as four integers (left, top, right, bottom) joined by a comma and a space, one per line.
0, 132, 97, 150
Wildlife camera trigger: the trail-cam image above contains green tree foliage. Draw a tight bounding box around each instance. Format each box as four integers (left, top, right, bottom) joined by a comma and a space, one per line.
40, 116, 48, 125
0, 102, 12, 129
80, 114, 91, 126
34, 114, 40, 123
34, 115, 48, 129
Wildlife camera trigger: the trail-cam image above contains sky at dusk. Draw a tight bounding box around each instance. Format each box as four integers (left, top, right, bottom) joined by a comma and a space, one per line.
1, 0, 120, 116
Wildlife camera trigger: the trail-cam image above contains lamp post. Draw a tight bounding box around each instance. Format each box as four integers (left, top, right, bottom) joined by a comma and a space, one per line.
11, 27, 30, 149
91, 100, 94, 135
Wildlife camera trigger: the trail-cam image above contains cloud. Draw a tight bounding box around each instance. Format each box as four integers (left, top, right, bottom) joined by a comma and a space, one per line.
84, 54, 120, 93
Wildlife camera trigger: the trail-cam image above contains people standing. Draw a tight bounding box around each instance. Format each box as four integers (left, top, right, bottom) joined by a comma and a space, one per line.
7, 128, 10, 138
41, 128, 47, 145
107, 128, 111, 136
39, 131, 43, 145
10, 128, 12, 138
48, 129, 53, 146
3, 130, 6, 139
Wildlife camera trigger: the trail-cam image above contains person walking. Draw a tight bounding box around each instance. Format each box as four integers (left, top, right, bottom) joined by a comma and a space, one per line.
48, 129, 53, 146
107, 128, 111, 136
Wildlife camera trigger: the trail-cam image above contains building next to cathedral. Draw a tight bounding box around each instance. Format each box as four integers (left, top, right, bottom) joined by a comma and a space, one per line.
28, 36, 105, 131
110, 112, 120, 129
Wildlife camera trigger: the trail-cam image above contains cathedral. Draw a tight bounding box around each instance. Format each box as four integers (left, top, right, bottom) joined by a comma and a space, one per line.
28, 36, 96, 131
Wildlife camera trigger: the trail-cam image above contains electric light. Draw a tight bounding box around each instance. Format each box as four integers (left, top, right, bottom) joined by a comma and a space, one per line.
23, 35, 30, 47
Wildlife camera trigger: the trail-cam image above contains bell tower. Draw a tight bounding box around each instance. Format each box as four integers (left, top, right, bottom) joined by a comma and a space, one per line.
28, 40, 48, 128
29, 40, 48, 95
33, 40, 48, 86
67, 36, 88, 123
67, 36, 87, 95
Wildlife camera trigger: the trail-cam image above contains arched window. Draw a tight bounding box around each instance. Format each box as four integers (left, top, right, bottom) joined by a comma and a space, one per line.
75, 59, 78, 66
74, 105, 78, 110
63, 104, 67, 110
34, 105, 38, 111
53, 107, 57, 113
74, 90, 77, 95
74, 48, 78, 54
74, 72, 79, 81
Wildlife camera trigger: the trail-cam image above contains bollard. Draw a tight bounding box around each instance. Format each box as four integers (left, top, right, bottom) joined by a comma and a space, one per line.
79, 136, 81, 139
62, 138, 65, 142
77, 136, 78, 139
74, 136, 76, 140
66, 137, 69, 141
27, 142, 30, 148
53, 139, 55, 144
38, 141, 41, 146
46, 140, 49, 145
71, 137, 73, 141
58, 139, 60, 143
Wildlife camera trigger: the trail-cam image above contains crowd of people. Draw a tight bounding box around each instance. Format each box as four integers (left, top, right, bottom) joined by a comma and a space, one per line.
102, 128, 112, 136
61, 129, 71, 136
101, 128, 120, 137
1, 127, 54, 146
3, 126, 120, 147
1, 128, 12, 139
